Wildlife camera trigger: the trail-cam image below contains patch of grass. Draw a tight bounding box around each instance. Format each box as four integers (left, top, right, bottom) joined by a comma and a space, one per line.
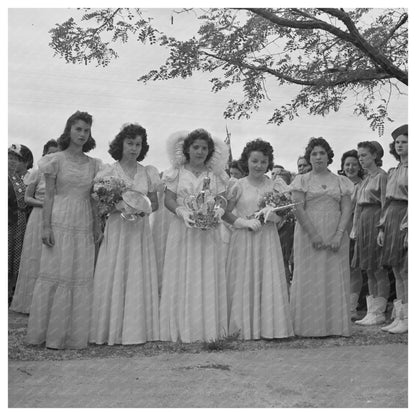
8, 310, 407, 362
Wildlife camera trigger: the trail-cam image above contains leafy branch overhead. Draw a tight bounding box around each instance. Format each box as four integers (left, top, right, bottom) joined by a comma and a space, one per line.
49, 8, 408, 132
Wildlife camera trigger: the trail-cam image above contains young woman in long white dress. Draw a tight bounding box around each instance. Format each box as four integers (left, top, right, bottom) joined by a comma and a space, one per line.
290, 137, 353, 337
11, 140, 59, 314
223, 139, 294, 340
89, 123, 160, 345
26, 111, 102, 349
159, 129, 229, 343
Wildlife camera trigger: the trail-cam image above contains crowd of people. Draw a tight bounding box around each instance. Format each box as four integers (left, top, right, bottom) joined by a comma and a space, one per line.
8, 110, 408, 349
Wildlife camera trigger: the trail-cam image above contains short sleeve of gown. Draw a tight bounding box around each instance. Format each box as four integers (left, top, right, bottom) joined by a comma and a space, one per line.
93, 158, 104, 176
226, 179, 243, 203
164, 167, 180, 193
289, 173, 307, 193
38, 153, 63, 177
94, 162, 114, 180
23, 169, 40, 186
214, 170, 230, 194
338, 175, 354, 196
145, 165, 161, 192
273, 176, 290, 193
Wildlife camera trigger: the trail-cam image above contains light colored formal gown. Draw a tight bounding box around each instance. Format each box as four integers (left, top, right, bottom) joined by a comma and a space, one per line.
89, 162, 160, 345
226, 176, 294, 340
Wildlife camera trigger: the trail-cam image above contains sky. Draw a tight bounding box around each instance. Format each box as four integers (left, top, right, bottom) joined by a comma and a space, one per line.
7, 4, 409, 174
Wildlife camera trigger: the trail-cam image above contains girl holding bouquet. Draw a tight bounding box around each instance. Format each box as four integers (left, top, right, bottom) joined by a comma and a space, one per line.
223, 139, 293, 340
11, 139, 59, 314
26, 111, 102, 349
90, 123, 160, 345
290, 137, 353, 337
159, 129, 229, 343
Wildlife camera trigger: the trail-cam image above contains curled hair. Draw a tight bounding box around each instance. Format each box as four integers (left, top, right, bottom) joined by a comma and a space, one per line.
108, 123, 149, 161
338, 149, 364, 178
228, 160, 244, 174
389, 134, 407, 161
182, 128, 215, 163
57, 111, 96, 153
304, 137, 334, 166
357, 141, 383, 167
238, 138, 274, 175
42, 139, 59, 156
9, 144, 34, 169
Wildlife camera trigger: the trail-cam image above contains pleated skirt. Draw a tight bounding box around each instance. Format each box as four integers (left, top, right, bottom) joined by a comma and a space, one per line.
380, 201, 407, 267
352, 204, 383, 270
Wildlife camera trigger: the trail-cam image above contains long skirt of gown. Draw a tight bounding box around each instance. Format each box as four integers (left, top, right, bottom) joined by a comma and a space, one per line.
26, 197, 95, 349
226, 223, 294, 340
149, 191, 174, 293
11, 207, 43, 314
290, 198, 351, 337
159, 216, 228, 342
90, 213, 160, 345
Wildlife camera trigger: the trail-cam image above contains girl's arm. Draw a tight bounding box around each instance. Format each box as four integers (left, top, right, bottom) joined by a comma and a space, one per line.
148, 191, 159, 213
327, 194, 352, 252
292, 190, 324, 249
41, 175, 56, 247
24, 182, 43, 208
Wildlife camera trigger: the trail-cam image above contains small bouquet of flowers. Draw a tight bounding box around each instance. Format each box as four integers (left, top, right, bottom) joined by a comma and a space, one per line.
183, 176, 227, 230
254, 190, 296, 224
91, 176, 127, 219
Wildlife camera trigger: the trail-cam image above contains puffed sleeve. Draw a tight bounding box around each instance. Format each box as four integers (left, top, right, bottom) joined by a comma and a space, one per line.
93, 158, 104, 176
38, 152, 62, 177
145, 165, 161, 193
273, 176, 290, 193
338, 175, 355, 196
289, 173, 307, 193
23, 169, 40, 186
163, 167, 180, 193
226, 179, 243, 203
94, 162, 114, 180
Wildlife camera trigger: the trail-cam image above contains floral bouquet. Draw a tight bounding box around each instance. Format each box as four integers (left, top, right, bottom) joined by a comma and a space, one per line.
254, 190, 296, 224
91, 176, 127, 220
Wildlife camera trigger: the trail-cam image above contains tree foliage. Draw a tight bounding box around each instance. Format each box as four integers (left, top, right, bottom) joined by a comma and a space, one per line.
49, 8, 408, 133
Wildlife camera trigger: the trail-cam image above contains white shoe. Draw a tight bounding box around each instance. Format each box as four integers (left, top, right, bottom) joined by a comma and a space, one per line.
357, 296, 387, 326
388, 303, 408, 334
355, 295, 374, 325
381, 300, 402, 332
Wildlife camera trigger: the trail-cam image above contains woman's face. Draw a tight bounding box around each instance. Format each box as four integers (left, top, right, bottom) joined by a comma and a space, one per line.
310, 146, 328, 171
247, 151, 269, 178
395, 134, 408, 159
69, 120, 91, 148
122, 135, 142, 161
297, 158, 311, 174
343, 156, 360, 179
188, 139, 209, 165
229, 167, 243, 179
8, 153, 27, 176
358, 147, 376, 170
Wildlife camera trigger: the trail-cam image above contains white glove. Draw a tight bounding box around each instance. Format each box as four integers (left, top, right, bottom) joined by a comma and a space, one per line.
175, 206, 195, 228
214, 207, 225, 221
233, 217, 262, 232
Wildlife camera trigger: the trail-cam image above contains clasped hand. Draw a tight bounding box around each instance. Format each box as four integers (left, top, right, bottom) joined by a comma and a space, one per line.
311, 233, 342, 252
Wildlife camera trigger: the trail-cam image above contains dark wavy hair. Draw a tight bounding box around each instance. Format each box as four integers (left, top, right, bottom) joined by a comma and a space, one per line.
42, 139, 59, 156
228, 160, 244, 174
239, 138, 274, 175
338, 149, 364, 178
304, 137, 334, 166
57, 111, 96, 153
182, 128, 215, 163
389, 136, 408, 161
357, 141, 383, 167
108, 123, 149, 161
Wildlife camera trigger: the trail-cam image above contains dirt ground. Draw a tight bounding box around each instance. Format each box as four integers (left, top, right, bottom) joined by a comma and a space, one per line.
8, 310, 408, 408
